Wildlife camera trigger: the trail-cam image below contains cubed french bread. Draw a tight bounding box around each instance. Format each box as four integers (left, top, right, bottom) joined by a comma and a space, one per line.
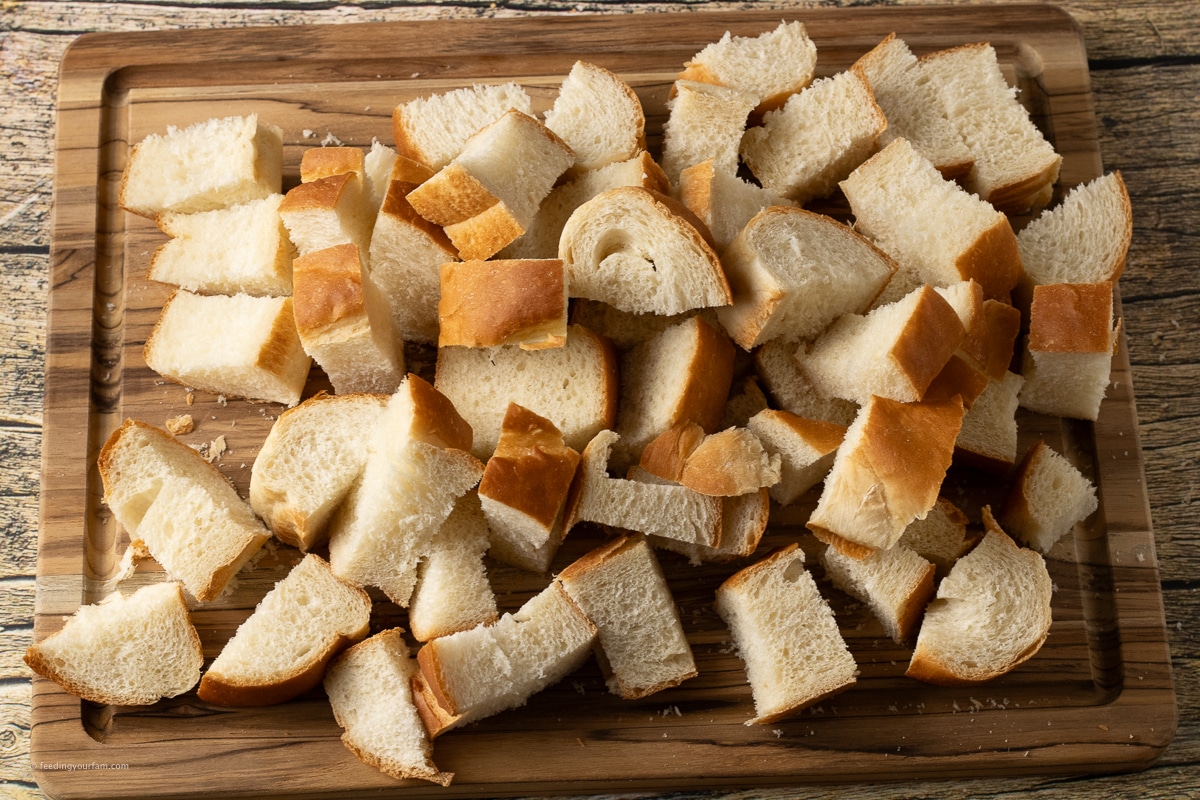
558, 535, 697, 699
24, 582, 202, 706
543, 61, 645, 173
678, 159, 794, 253
896, 497, 972, 574
98, 419, 271, 602
392, 82, 533, 171
300, 146, 365, 184
438, 259, 567, 350
639, 422, 781, 497
661, 79, 757, 186
278, 170, 375, 257
143, 290, 311, 406
999, 440, 1099, 554
198, 553, 372, 706
954, 370, 1025, 472
745, 409, 846, 506
753, 340, 859, 427
821, 543, 936, 644
646, 485, 770, 565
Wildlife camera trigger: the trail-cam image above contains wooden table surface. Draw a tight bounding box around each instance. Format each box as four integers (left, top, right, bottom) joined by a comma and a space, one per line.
3, 1, 1197, 798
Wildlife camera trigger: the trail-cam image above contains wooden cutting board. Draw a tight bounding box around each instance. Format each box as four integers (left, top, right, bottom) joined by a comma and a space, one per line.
35, 5, 1175, 798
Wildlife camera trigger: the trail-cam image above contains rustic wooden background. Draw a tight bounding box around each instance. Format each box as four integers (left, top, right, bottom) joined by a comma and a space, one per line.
3, 0, 1198, 798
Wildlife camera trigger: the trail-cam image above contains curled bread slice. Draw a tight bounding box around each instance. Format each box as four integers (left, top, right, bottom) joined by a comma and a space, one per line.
559, 186, 731, 315
198, 554, 371, 706
392, 82, 533, 171
716, 545, 857, 724
99, 420, 270, 602
661, 80, 757, 186
745, 409, 846, 506
558, 535, 697, 699
324, 629, 453, 786
24, 582, 202, 706
543, 61, 645, 173
821, 544, 935, 644
438, 259, 567, 350
906, 510, 1053, 685
999, 440, 1099, 554
639, 422, 780, 497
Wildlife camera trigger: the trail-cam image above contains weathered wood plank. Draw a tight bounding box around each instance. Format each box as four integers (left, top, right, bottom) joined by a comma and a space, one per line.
0, 255, 48, 427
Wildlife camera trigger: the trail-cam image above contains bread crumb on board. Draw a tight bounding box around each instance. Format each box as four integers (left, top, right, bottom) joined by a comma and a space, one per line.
165, 414, 194, 435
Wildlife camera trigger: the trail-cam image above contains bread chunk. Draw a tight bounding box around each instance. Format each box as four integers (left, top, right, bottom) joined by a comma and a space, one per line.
98, 420, 271, 602
543, 61, 645, 173
716, 545, 857, 724
144, 290, 311, 406
646, 486, 769, 565
250, 393, 388, 552
559, 186, 731, 315
24, 582, 202, 706
661, 80, 757, 186
149, 194, 294, 296
954, 370, 1025, 472
119, 114, 283, 217
324, 629, 453, 786
753, 340, 858, 426
438, 259, 567, 350
639, 422, 781, 497
300, 146, 365, 183
678, 160, 794, 252
278, 170, 374, 257
896, 497, 971, 574
821, 544, 935, 644
745, 409, 846, 506
999, 440, 1099, 554
363, 140, 400, 211
198, 554, 371, 706
392, 82, 532, 171
558, 536, 697, 699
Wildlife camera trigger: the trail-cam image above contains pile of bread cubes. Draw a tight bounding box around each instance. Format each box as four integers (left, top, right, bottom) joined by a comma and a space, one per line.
26, 21, 1133, 785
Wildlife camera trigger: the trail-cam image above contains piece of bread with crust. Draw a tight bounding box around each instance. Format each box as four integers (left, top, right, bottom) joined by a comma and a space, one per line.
143, 290, 311, 406
717, 206, 898, 350
796, 284, 966, 406
954, 370, 1025, 472
852, 34, 974, 180
323, 629, 453, 786
567, 301, 715, 354
24, 582, 202, 706
643, 480, 769, 564
543, 61, 645, 173
715, 544, 858, 725
98, 420, 271, 602
558, 535, 697, 699
678, 20, 818, 116
278, 170, 375, 257
250, 392, 388, 552
896, 497, 971, 574
564, 430, 723, 549
300, 146, 365, 183
119, 114, 283, 218
292, 243, 405, 395
753, 340, 859, 426
392, 82, 533, 171
841, 138, 1023, 305
906, 509, 1053, 685
408, 493, 499, 642
368, 156, 458, 345
149, 194, 294, 296
678, 159, 794, 253
435, 323, 618, 459
412, 581, 596, 737
745, 409, 846, 506
198, 553, 372, 706
559, 186, 731, 315
661, 79, 757, 186
438, 259, 567, 350
478, 404, 581, 569
740, 70, 886, 204
327, 375, 485, 606
639, 422, 781, 497
722, 375, 771, 429
919, 43, 1062, 213
406, 110, 575, 260
999, 440, 1099, 554
363, 140, 399, 211
935, 282, 1022, 382
1018, 281, 1119, 421
807, 395, 965, 558
821, 543, 935, 644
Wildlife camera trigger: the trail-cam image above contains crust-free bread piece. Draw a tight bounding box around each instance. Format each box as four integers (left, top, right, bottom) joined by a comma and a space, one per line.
1018, 282, 1119, 421
821, 544, 935, 644
906, 510, 1053, 685
392, 83, 533, 171
438, 259, 567, 350
639, 422, 781, 497
327, 375, 485, 606
143, 290, 311, 406
567, 302, 715, 354
407, 110, 575, 260
98, 420, 271, 602
954, 370, 1025, 472
198, 554, 371, 706
841, 138, 1023, 305
559, 186, 731, 315
717, 206, 897, 350
807, 395, 965, 558
999, 440, 1099, 554
645, 483, 769, 565
722, 375, 771, 429
368, 157, 458, 345
746, 409, 846, 506
149, 195, 294, 296
678, 159, 795, 253
408, 493, 499, 642
119, 114, 283, 218
678, 20, 818, 116
278, 170, 375, 257
919, 43, 1062, 213
661, 80, 757, 186
716, 545, 857, 724
292, 243, 405, 395
364, 140, 399, 211
543, 61, 645, 173
852, 34, 974, 180
754, 340, 859, 426
24, 582, 202, 706
740, 70, 887, 204
323, 629, 453, 786
412, 581, 596, 737
435, 323, 619, 459
250, 393, 389, 552
797, 284, 966, 405
558, 536, 697, 699
896, 497, 971, 574
478, 404, 581, 568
